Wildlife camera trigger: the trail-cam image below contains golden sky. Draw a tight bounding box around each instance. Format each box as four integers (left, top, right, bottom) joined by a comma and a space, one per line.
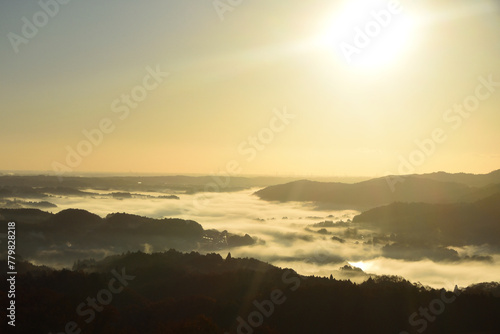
1, 0, 499, 176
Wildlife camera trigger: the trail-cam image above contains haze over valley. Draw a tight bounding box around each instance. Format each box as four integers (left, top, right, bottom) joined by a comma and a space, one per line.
2, 171, 500, 291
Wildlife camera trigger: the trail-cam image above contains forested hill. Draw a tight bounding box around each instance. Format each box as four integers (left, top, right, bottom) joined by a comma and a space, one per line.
0, 208, 256, 268
254, 170, 500, 209
1, 250, 499, 334
352, 193, 500, 247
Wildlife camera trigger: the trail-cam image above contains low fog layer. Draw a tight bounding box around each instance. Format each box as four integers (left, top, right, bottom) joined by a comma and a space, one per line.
4, 188, 498, 289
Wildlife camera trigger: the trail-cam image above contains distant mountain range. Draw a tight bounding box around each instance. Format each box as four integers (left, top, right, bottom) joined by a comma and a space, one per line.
0, 174, 368, 196
255, 169, 500, 209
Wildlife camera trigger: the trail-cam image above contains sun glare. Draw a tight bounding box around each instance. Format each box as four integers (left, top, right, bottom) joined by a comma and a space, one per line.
348, 261, 371, 272
317, 0, 417, 69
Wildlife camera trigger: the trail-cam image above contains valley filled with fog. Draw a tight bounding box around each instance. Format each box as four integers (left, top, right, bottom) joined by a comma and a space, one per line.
33, 187, 500, 290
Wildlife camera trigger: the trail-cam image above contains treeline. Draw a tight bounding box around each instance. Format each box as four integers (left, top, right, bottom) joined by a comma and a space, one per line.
0, 209, 256, 268
0, 250, 498, 334
353, 193, 500, 247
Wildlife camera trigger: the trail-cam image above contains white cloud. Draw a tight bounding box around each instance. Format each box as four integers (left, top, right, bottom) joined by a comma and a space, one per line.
45, 189, 500, 288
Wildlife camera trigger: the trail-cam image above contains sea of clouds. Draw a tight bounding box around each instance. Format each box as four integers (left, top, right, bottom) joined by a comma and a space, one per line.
46, 188, 500, 289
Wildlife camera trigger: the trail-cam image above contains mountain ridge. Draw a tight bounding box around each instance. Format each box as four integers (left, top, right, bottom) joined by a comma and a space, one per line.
254, 169, 500, 209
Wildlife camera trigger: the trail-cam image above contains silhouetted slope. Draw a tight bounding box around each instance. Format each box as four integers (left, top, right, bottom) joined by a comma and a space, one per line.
255, 176, 472, 209
1, 250, 498, 334
0, 209, 256, 268
0, 208, 52, 224
50, 208, 103, 227
412, 169, 500, 187
455, 183, 500, 203
352, 194, 500, 246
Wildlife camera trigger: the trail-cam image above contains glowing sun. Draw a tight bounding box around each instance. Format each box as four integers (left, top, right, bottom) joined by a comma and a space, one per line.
317, 0, 417, 69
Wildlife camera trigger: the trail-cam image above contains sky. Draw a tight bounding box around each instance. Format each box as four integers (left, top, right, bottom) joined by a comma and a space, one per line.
1, 0, 500, 177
